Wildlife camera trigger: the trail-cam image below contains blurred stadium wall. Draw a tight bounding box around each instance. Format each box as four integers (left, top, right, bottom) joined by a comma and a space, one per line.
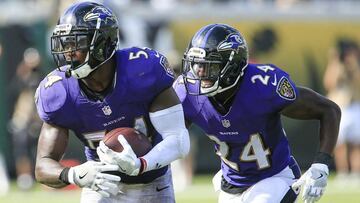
1, 0, 360, 177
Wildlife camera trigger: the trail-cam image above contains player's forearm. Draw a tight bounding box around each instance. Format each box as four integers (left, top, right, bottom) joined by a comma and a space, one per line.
35, 158, 68, 188
146, 104, 190, 172
318, 101, 341, 155
142, 130, 190, 172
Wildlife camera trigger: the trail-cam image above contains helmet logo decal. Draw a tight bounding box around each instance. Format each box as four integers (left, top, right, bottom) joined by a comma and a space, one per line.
217, 34, 244, 52
84, 6, 116, 23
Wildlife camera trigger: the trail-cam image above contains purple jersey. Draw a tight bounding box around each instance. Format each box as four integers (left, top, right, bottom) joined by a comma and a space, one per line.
173, 63, 298, 188
35, 47, 175, 184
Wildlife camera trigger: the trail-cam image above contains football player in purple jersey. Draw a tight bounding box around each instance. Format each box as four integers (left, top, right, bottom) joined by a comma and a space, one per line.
34, 2, 189, 202
173, 23, 340, 203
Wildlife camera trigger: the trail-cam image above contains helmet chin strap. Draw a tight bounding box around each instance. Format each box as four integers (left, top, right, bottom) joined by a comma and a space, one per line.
70, 63, 92, 79
202, 74, 239, 97
70, 48, 116, 79
201, 80, 220, 97
202, 63, 248, 97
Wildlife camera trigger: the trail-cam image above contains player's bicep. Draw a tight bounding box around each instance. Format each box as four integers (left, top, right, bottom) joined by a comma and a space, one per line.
281, 86, 330, 119
37, 122, 69, 162
149, 87, 180, 112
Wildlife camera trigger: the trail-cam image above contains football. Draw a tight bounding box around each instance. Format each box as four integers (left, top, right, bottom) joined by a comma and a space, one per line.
103, 127, 152, 157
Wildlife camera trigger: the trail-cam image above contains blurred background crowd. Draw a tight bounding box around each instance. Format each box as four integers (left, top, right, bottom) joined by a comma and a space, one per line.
0, 0, 360, 197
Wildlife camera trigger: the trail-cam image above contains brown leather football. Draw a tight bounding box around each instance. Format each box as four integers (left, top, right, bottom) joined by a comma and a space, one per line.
103, 127, 152, 157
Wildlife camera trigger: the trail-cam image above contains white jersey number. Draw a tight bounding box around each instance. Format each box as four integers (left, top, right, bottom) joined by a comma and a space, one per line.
209, 133, 271, 171
129, 50, 149, 60
83, 130, 106, 150
208, 135, 239, 171
251, 65, 275, 85
240, 134, 271, 169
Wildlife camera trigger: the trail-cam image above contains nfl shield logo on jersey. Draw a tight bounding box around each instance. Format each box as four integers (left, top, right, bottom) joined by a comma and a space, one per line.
102, 105, 112, 116
222, 119, 231, 128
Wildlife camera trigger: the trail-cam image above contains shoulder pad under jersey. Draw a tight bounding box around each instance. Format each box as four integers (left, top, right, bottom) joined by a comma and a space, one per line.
117, 47, 175, 100
35, 70, 68, 123
243, 63, 298, 111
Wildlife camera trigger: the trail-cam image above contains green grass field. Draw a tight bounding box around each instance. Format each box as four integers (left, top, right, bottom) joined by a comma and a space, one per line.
0, 175, 359, 203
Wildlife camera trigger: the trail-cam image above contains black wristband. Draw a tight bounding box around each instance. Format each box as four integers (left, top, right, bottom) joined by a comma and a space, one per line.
313, 152, 333, 167
59, 167, 70, 185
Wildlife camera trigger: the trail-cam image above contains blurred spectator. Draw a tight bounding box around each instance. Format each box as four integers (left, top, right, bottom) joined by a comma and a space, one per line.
0, 43, 10, 197
0, 154, 9, 196
104, 0, 179, 58
323, 38, 360, 186
249, 26, 278, 63
7, 47, 43, 190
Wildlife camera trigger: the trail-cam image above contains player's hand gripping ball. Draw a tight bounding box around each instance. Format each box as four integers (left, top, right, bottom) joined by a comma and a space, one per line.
97, 128, 152, 176
102, 128, 152, 156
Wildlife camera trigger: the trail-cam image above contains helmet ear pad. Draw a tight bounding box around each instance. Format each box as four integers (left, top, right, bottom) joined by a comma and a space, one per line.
91, 30, 107, 62
90, 29, 117, 65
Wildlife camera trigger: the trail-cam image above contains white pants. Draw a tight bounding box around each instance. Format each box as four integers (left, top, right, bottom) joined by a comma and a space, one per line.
213, 166, 299, 203
80, 169, 175, 203
338, 102, 360, 144
0, 154, 9, 196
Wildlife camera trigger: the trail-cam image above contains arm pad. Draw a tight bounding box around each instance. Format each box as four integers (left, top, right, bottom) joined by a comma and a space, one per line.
143, 104, 190, 172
